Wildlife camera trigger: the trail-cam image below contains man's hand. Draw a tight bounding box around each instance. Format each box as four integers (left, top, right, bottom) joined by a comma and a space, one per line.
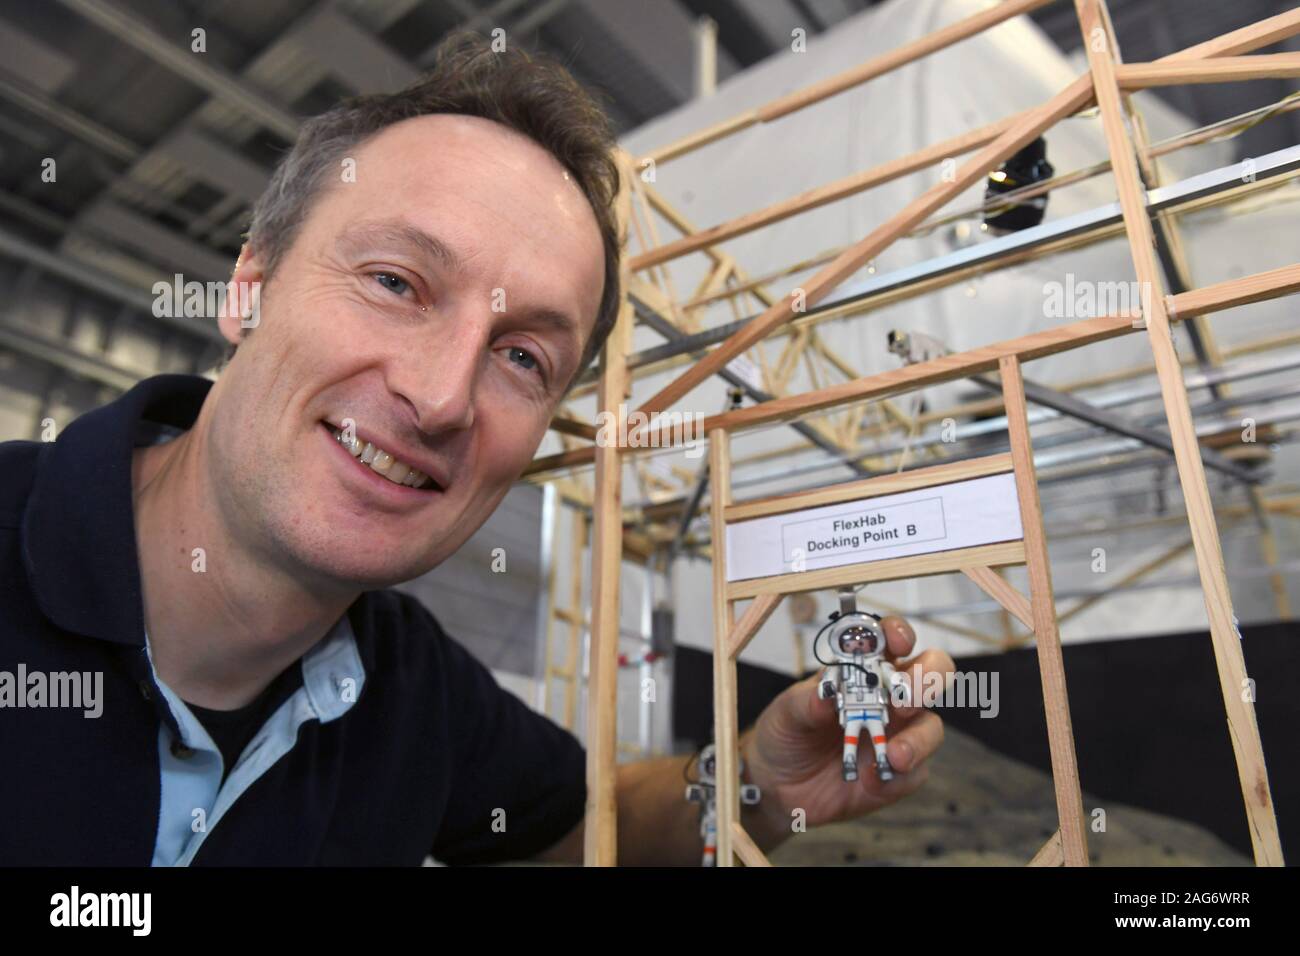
533, 615, 955, 865
740, 615, 954, 846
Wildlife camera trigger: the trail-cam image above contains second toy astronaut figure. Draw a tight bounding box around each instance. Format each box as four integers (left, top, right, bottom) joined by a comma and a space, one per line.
685, 744, 761, 866
816, 588, 913, 783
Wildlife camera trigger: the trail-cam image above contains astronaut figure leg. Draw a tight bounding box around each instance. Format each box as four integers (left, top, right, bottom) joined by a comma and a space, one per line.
702, 815, 717, 867
842, 712, 865, 781
865, 710, 893, 781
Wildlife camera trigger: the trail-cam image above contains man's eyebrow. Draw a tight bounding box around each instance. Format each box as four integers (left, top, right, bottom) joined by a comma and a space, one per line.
521, 306, 586, 376
528, 307, 583, 342
335, 220, 461, 272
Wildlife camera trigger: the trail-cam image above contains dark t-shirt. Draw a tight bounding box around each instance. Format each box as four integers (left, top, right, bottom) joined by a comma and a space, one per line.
186, 665, 305, 785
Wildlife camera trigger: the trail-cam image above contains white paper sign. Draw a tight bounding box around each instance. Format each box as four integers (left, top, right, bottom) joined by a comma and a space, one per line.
725, 472, 1023, 582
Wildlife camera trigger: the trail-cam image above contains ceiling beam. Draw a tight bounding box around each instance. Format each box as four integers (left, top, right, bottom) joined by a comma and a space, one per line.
53, 0, 301, 139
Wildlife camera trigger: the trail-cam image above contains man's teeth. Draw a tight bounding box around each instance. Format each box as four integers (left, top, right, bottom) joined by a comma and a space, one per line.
332, 427, 435, 489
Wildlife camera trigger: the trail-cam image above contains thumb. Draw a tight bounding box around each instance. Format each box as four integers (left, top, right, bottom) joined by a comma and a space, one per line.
779, 671, 840, 737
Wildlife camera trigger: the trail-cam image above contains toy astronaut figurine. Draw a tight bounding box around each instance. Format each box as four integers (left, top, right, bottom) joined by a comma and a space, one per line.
887, 329, 949, 365
816, 588, 912, 783
684, 744, 761, 867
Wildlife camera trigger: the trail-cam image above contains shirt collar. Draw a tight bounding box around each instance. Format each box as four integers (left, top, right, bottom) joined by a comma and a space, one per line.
21, 374, 214, 646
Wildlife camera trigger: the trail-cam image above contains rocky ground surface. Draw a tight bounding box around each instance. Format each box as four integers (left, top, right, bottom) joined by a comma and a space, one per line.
767, 726, 1250, 866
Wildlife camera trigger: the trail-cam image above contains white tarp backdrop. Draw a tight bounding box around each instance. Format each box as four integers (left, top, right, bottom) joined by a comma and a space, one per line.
540, 0, 1299, 674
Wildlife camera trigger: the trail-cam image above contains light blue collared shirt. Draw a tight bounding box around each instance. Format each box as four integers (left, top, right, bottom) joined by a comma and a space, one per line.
147, 615, 366, 866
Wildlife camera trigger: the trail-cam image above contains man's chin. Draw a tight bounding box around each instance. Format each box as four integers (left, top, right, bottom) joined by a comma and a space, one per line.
287, 541, 441, 593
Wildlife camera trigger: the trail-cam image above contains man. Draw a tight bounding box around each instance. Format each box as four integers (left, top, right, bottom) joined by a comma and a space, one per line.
0, 34, 952, 865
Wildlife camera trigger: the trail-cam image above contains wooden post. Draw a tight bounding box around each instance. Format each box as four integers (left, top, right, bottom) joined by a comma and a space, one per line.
1075, 0, 1284, 866
1001, 355, 1089, 866
709, 428, 740, 866
583, 153, 636, 866
1100, 6, 1293, 626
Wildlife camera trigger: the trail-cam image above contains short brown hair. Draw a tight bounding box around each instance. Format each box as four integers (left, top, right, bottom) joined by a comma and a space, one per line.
243, 31, 622, 382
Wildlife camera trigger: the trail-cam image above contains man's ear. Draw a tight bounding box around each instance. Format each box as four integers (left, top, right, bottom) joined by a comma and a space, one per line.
217, 244, 265, 346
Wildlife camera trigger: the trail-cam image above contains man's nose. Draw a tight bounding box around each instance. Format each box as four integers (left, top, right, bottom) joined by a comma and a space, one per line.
390, 320, 483, 435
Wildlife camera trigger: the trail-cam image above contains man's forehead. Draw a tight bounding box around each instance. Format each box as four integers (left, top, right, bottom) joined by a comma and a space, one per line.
355, 113, 576, 188
334, 115, 599, 253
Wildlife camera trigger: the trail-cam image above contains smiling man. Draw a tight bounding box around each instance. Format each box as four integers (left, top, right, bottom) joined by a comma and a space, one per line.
0, 33, 952, 866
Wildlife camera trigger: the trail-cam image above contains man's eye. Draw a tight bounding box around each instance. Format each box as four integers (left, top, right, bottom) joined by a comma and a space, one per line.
507, 346, 540, 373
373, 272, 410, 296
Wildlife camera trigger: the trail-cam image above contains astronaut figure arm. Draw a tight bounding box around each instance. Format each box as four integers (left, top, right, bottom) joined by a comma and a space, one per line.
817, 665, 838, 700
685, 784, 704, 803
881, 660, 912, 708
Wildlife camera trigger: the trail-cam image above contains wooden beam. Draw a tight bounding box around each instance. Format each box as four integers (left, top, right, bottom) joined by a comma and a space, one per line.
641, 111, 759, 167
760, 0, 1055, 122
730, 822, 772, 867
1077, 0, 1284, 867
725, 593, 784, 659
549, 415, 597, 441
1167, 262, 1300, 320
655, 265, 1298, 442
631, 113, 1020, 271
725, 452, 1013, 522
1117, 53, 1300, 88
642, 0, 1053, 165
727, 540, 1027, 601
568, 169, 1295, 405
632, 75, 1096, 419
525, 261, 1300, 478
962, 565, 1035, 630
1161, 8, 1300, 61
630, 10, 1300, 274
1001, 354, 1089, 866
690, 311, 1133, 437
1028, 830, 1065, 867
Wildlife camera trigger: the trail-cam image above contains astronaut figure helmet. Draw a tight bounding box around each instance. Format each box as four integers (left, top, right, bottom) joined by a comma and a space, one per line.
698, 744, 745, 785
700, 744, 717, 785
834, 616, 884, 658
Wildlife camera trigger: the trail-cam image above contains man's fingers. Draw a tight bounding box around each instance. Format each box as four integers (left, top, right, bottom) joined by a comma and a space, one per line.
891, 648, 956, 718
886, 709, 945, 774
880, 615, 915, 660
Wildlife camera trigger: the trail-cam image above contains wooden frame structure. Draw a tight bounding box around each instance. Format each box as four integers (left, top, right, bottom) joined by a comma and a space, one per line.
548, 0, 1299, 866
709, 352, 1087, 866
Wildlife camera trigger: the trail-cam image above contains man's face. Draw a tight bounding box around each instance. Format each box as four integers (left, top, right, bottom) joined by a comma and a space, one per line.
209, 114, 604, 588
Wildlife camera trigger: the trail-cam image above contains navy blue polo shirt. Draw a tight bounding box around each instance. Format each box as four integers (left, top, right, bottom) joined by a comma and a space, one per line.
0, 374, 587, 865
